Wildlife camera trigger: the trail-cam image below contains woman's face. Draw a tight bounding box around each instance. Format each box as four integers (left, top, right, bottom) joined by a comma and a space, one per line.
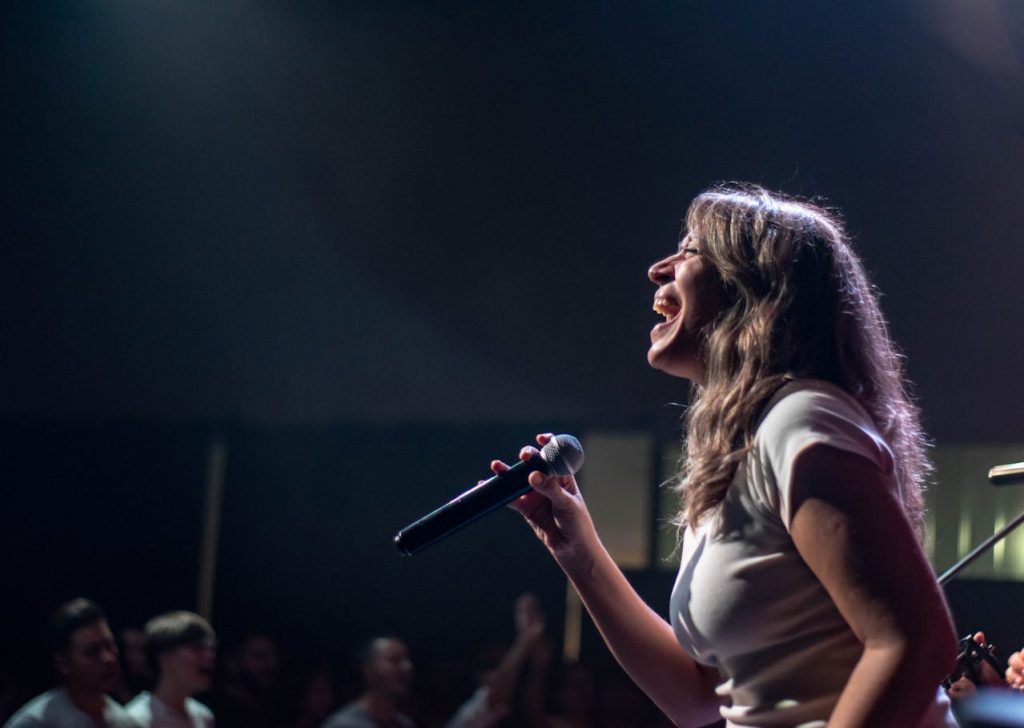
647, 234, 726, 383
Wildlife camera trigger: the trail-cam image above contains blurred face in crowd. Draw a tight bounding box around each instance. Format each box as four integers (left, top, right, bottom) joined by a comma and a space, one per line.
365, 638, 413, 700
236, 635, 279, 693
120, 627, 152, 685
57, 621, 121, 695
160, 639, 216, 694
299, 673, 336, 721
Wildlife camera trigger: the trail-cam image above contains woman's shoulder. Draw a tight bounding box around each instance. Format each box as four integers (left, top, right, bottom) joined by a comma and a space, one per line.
754, 378, 893, 476
758, 379, 873, 433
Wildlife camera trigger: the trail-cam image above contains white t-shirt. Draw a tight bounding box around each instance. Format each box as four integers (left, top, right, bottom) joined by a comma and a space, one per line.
669, 380, 956, 727
3, 688, 138, 728
123, 692, 213, 728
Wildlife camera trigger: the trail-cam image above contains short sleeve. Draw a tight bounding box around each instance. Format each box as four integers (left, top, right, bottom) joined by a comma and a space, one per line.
751, 383, 896, 530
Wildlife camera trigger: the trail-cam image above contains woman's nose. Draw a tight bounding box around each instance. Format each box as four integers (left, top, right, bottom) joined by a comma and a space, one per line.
648, 254, 676, 285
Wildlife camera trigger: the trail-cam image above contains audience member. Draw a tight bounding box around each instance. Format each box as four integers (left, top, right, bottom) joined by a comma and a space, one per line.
3, 598, 137, 728
322, 636, 415, 728
124, 611, 216, 727
113, 627, 154, 706
510, 599, 676, 728
205, 632, 281, 728
547, 662, 595, 728
445, 593, 546, 728
594, 671, 677, 728
288, 667, 336, 728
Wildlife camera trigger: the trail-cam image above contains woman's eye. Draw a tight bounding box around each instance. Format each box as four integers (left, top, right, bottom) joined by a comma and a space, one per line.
682, 247, 700, 256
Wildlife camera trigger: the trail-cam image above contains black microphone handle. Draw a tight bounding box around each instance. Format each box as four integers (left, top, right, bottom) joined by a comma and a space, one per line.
394, 456, 550, 555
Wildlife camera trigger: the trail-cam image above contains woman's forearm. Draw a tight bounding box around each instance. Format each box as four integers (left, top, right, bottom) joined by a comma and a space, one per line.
560, 541, 722, 727
505, 444, 722, 726
828, 639, 949, 727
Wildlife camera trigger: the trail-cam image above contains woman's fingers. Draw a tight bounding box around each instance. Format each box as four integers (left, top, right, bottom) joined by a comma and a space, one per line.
491, 459, 512, 474
508, 490, 542, 515
527, 470, 578, 502
506, 435, 583, 538
528, 469, 579, 496
519, 445, 546, 463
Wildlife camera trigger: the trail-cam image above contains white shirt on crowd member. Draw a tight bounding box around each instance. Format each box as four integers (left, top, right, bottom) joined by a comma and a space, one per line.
124, 691, 213, 728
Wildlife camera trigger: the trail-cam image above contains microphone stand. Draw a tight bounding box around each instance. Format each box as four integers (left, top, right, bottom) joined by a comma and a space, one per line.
938, 506, 1024, 586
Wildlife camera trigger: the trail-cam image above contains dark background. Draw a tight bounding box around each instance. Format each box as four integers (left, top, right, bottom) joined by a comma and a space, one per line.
2, 0, 1023, 702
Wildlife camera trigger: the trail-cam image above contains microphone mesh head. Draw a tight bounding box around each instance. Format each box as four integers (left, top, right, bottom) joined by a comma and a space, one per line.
541, 434, 585, 477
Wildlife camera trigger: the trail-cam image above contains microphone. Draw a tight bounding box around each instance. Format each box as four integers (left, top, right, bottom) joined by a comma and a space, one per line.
394, 434, 585, 556
989, 461, 1024, 486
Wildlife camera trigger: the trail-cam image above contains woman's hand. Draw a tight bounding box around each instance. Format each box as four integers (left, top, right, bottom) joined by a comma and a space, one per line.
496, 433, 601, 578
498, 435, 720, 726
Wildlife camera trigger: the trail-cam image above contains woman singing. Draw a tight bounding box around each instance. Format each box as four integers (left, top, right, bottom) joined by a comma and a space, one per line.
493, 184, 958, 727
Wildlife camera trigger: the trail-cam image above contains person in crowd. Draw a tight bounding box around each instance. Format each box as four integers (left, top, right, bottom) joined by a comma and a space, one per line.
541, 660, 674, 728
323, 620, 548, 728
112, 627, 153, 706
594, 670, 677, 728
124, 611, 216, 727
322, 636, 415, 728
206, 632, 281, 728
286, 665, 336, 728
496, 183, 959, 726
4, 597, 138, 727
544, 662, 595, 728
445, 592, 547, 728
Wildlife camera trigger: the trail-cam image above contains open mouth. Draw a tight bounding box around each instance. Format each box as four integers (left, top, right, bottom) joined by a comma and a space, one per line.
653, 294, 681, 322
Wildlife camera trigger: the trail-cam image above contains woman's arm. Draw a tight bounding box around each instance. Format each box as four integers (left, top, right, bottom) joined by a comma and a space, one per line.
788, 444, 957, 727
501, 434, 723, 727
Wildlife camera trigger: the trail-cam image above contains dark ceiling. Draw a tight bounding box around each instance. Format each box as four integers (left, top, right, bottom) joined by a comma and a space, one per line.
2, 1, 1022, 441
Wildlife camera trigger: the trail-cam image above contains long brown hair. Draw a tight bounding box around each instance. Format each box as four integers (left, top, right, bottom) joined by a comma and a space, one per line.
677, 183, 930, 536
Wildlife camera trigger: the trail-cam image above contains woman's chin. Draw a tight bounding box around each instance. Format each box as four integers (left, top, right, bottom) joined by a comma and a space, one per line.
647, 346, 701, 382
647, 347, 678, 375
